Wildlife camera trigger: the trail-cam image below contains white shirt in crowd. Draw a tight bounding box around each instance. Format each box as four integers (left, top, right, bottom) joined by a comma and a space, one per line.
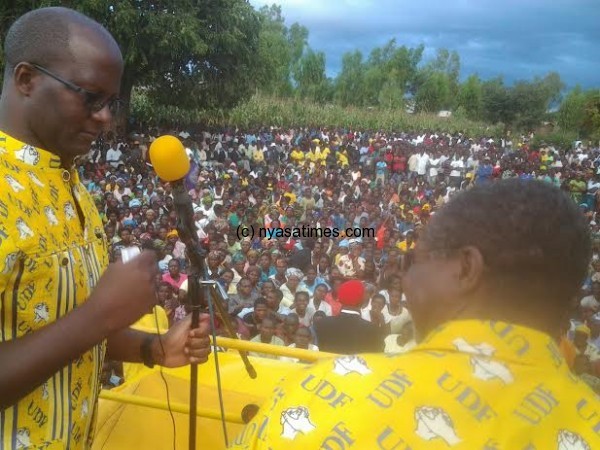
106, 147, 122, 168
416, 153, 429, 176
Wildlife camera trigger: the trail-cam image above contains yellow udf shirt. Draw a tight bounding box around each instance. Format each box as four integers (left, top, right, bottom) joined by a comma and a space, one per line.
230, 320, 600, 449
0, 131, 109, 450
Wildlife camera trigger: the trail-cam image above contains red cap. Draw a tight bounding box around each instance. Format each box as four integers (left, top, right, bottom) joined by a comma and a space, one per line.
338, 280, 365, 307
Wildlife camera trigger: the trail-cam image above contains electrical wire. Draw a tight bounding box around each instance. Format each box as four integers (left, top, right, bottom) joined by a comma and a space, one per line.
207, 285, 229, 447
155, 308, 177, 450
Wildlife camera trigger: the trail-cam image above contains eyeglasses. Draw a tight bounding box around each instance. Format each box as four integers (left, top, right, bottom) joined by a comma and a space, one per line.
30, 63, 122, 114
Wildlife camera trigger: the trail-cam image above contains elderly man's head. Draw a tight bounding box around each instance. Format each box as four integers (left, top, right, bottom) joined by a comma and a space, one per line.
404, 179, 590, 340
2, 7, 123, 165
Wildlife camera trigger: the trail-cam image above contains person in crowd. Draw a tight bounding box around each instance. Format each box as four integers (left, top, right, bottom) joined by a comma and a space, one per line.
279, 313, 300, 346
242, 297, 270, 338
314, 279, 385, 353
231, 179, 600, 448
279, 327, 319, 363
162, 259, 188, 291
248, 316, 284, 359
361, 292, 388, 329
291, 291, 315, 327
279, 268, 308, 308
310, 283, 333, 316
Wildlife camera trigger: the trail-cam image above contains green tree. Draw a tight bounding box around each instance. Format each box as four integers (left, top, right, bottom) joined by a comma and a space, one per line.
457, 74, 483, 120
413, 48, 460, 110
509, 72, 564, 130
294, 49, 329, 103
557, 86, 586, 134
378, 69, 405, 109
415, 72, 452, 113
254, 5, 309, 97
334, 50, 365, 106
2, 0, 261, 130
481, 77, 514, 125
582, 91, 600, 140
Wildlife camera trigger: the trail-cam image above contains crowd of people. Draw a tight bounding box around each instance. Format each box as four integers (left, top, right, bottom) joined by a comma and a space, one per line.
5, 7, 598, 449
88, 127, 600, 389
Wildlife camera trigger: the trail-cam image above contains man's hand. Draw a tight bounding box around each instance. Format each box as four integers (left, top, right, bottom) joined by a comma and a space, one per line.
155, 314, 211, 367
88, 251, 158, 335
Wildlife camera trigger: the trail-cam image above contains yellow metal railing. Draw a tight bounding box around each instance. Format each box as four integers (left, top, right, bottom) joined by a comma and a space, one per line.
99, 390, 245, 423
212, 336, 337, 361
99, 336, 338, 421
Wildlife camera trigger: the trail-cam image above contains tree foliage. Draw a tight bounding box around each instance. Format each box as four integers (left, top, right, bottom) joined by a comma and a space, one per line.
2, 1, 598, 135
333, 40, 424, 108
254, 5, 308, 97
1, 0, 261, 130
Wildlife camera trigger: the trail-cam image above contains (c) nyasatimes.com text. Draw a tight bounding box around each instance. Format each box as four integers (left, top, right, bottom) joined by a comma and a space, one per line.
236, 225, 375, 241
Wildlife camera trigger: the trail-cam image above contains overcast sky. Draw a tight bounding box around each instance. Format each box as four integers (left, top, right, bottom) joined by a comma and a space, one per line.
249, 0, 600, 89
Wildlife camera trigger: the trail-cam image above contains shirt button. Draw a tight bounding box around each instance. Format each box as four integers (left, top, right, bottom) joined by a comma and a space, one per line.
61, 257, 69, 266
62, 170, 71, 182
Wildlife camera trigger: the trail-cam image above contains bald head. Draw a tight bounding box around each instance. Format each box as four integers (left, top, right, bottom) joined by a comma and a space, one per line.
3, 7, 120, 78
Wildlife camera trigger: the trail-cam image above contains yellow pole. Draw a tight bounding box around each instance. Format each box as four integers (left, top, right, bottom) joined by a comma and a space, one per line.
212, 336, 338, 361
99, 390, 245, 424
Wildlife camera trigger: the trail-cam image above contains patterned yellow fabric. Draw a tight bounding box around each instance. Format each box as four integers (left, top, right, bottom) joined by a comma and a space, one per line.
0, 131, 109, 450
230, 320, 600, 449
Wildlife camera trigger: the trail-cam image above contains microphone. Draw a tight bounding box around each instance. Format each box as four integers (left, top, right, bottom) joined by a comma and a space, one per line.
149, 135, 257, 450
149, 135, 190, 182
148, 136, 196, 243
148, 135, 257, 389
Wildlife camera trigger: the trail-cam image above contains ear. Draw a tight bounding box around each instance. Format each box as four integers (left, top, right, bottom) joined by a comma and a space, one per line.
12, 63, 38, 97
456, 246, 485, 293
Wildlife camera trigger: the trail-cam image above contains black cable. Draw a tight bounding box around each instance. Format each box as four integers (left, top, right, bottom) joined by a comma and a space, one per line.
207, 287, 229, 447
155, 308, 177, 450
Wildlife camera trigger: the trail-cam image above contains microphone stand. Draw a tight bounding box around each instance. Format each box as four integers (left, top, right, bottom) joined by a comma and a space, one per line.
170, 180, 256, 450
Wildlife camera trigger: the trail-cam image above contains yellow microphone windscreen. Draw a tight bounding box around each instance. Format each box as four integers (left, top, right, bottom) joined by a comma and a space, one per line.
148, 135, 190, 181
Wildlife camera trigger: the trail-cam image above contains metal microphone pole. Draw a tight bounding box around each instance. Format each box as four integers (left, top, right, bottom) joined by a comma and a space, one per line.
170, 180, 205, 450
170, 179, 256, 450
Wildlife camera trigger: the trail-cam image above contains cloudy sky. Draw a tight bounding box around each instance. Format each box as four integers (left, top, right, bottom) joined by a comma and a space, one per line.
249, 0, 599, 89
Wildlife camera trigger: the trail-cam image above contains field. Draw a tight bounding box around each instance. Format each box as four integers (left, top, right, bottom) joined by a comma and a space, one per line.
132, 93, 506, 137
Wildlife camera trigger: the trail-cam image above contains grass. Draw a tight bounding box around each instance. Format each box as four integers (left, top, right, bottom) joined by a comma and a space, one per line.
132, 92, 506, 137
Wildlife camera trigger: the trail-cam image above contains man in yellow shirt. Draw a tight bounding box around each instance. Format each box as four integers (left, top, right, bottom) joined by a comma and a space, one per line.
290, 148, 304, 165
396, 230, 416, 253
0, 8, 211, 450
230, 179, 600, 449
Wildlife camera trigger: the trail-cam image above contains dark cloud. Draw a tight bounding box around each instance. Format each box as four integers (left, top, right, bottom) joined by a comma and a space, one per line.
251, 0, 600, 88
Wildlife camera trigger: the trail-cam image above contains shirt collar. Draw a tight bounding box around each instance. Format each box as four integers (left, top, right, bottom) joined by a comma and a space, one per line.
415, 320, 566, 371
340, 308, 361, 316
0, 130, 63, 170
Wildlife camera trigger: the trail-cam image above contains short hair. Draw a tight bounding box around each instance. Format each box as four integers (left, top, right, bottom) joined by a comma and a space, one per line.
221, 268, 234, 278
285, 313, 299, 325
422, 179, 590, 309
313, 311, 327, 319
295, 327, 312, 337
260, 316, 276, 327
158, 282, 173, 291
294, 291, 309, 301
4, 7, 115, 74
371, 293, 386, 303
254, 297, 268, 308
